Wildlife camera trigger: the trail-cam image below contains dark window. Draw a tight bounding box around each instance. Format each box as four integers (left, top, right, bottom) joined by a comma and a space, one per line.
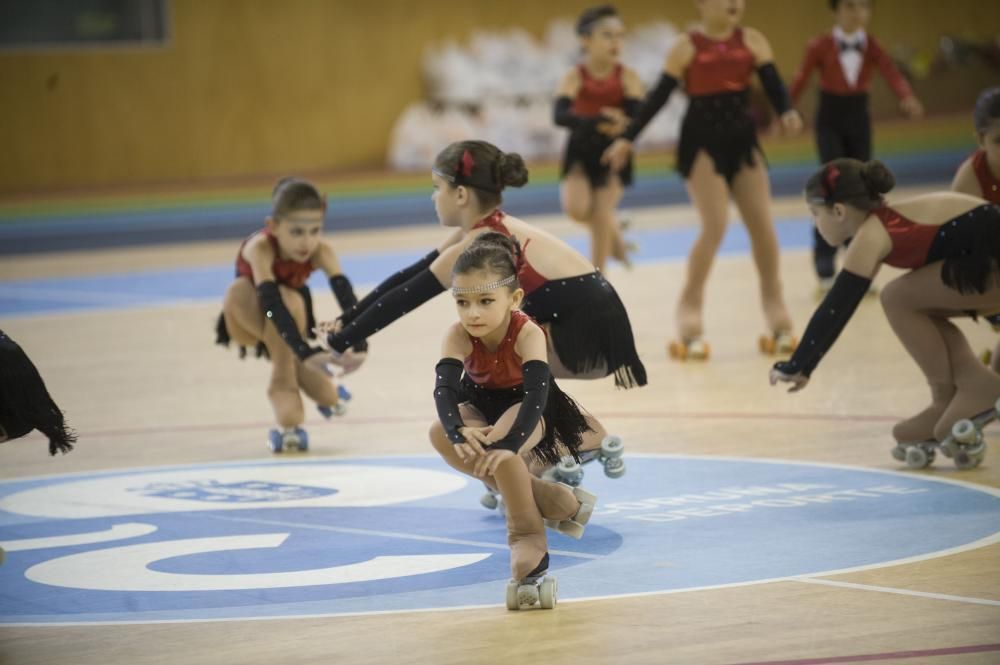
0, 0, 169, 49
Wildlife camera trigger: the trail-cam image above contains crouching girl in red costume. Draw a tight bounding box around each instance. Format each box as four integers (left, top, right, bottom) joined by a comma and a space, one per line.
770, 159, 1000, 468
429, 233, 602, 609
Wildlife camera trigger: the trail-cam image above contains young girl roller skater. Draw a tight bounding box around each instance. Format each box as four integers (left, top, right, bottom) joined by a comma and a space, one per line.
951, 86, 1000, 371
216, 177, 367, 453
321, 140, 646, 390
554, 4, 644, 272
603, 0, 802, 360
770, 159, 1000, 468
428, 234, 601, 610
790, 0, 924, 291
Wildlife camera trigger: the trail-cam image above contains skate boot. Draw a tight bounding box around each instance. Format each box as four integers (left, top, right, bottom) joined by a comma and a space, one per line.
933, 371, 1000, 443
529, 477, 597, 539
505, 553, 557, 611
890, 384, 955, 469
758, 331, 797, 356
268, 426, 309, 453
668, 338, 710, 361
317, 384, 352, 418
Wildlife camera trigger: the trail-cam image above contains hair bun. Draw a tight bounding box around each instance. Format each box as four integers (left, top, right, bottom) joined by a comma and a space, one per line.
497, 152, 529, 189
861, 160, 895, 195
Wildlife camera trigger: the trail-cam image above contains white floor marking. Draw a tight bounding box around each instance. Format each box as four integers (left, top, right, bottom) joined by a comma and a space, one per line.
0, 523, 156, 551
792, 577, 1000, 607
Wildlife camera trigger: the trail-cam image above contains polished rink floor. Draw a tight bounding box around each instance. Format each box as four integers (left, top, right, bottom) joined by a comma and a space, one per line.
1, 194, 998, 665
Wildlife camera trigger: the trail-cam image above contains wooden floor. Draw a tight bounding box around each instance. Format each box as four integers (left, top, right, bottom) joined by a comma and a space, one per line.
1, 193, 998, 665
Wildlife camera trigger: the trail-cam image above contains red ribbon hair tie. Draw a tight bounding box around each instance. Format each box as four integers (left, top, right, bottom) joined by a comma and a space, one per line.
823, 165, 841, 200
458, 150, 475, 179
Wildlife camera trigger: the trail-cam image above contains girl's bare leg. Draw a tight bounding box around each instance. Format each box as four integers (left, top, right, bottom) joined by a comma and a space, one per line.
679, 151, 732, 340
730, 152, 793, 333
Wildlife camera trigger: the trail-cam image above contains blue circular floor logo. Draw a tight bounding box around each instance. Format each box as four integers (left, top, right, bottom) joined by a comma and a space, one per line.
1, 455, 998, 624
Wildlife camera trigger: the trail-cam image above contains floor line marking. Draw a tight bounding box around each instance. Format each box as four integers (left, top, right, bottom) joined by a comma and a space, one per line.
792, 576, 1000, 607
725, 642, 1000, 665
199, 512, 601, 560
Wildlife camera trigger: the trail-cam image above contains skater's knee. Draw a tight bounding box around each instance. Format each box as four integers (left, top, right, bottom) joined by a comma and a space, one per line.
879, 277, 911, 311
429, 421, 450, 451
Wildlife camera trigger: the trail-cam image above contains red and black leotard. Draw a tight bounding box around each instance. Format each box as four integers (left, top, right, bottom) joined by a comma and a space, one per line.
970, 149, 1000, 204
471, 210, 548, 295
684, 28, 755, 97
457, 310, 588, 465
558, 64, 637, 187
235, 229, 314, 288
676, 28, 762, 182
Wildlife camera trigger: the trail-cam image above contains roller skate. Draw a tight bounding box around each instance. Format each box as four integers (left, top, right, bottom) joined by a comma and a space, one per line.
936, 397, 999, 470
540, 485, 597, 539
758, 331, 797, 356
545, 435, 626, 486
317, 384, 352, 418
267, 426, 309, 453
668, 338, 710, 361
480, 485, 506, 517
506, 553, 557, 611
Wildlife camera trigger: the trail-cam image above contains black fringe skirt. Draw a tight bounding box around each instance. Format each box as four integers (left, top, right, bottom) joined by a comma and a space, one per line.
561, 126, 634, 188
458, 376, 591, 467
522, 272, 647, 389
214, 284, 317, 360
929, 204, 1000, 296
677, 90, 763, 184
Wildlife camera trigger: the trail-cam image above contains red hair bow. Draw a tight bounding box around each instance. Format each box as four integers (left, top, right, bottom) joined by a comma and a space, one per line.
458, 150, 475, 179
823, 165, 840, 200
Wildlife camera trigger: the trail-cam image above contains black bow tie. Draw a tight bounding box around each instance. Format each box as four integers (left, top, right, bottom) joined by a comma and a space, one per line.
838, 40, 863, 53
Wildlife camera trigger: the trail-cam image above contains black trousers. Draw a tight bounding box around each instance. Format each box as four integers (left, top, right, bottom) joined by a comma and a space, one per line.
813, 92, 872, 277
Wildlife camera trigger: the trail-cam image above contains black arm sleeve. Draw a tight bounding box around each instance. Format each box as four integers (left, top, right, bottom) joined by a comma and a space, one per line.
328, 275, 368, 352
774, 270, 872, 378
434, 358, 467, 444
623, 97, 641, 118
622, 73, 679, 142
327, 268, 445, 353
490, 360, 551, 454
256, 281, 319, 361
339, 250, 440, 325
757, 63, 792, 115
553, 96, 601, 130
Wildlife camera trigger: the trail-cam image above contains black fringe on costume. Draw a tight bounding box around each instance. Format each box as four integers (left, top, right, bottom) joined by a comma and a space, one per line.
214, 284, 316, 361
458, 377, 592, 467
929, 204, 1000, 295
522, 272, 647, 389
0, 330, 76, 455
677, 90, 763, 183
561, 127, 634, 188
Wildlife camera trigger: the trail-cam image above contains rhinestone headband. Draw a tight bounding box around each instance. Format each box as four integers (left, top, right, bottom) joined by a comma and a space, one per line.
450, 274, 517, 295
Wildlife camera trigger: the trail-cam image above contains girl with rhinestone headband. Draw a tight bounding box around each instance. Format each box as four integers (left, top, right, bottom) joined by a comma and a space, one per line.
430, 233, 600, 609
320, 140, 646, 390
951, 86, 1000, 372
769, 159, 1000, 463
554, 4, 644, 272
602, 0, 802, 361
216, 177, 364, 453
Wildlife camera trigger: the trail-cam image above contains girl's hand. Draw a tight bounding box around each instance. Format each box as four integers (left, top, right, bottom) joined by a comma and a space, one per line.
304, 351, 336, 377
900, 96, 924, 119
597, 107, 628, 136
453, 426, 492, 462
769, 363, 809, 392
473, 448, 515, 477
601, 138, 633, 172
780, 110, 803, 135
314, 319, 341, 336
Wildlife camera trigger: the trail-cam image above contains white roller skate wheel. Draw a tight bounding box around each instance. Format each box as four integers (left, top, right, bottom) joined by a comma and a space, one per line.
505, 580, 520, 611
555, 457, 583, 486
904, 446, 930, 469
517, 583, 539, 608
538, 577, 557, 609
480, 492, 499, 510
604, 458, 626, 479
331, 402, 348, 417
600, 435, 624, 457
951, 419, 979, 445
954, 451, 976, 470
890, 445, 906, 462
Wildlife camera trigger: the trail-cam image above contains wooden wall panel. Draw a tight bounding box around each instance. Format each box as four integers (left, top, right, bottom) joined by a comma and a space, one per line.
1, 0, 996, 191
